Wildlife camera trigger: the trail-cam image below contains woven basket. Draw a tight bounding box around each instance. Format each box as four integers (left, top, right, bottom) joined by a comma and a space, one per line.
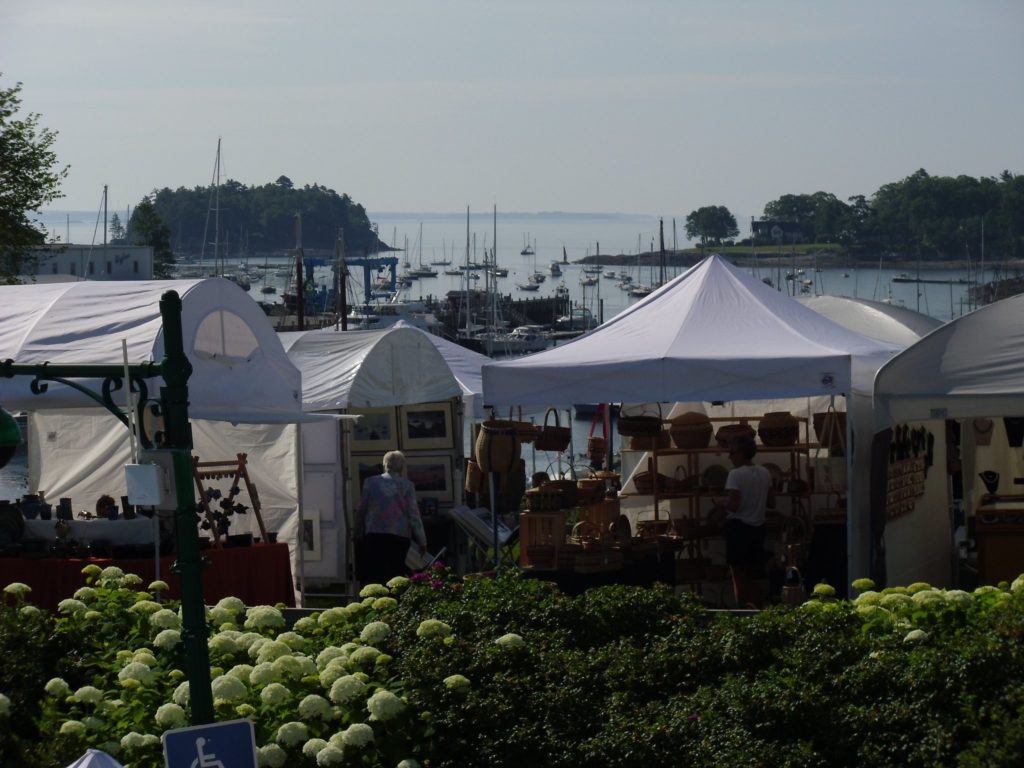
715, 421, 756, 448
628, 431, 670, 451
758, 411, 799, 447
475, 419, 520, 473
544, 478, 579, 507
534, 407, 571, 452
575, 479, 605, 506
524, 486, 564, 512
669, 411, 713, 449
464, 459, 483, 493
617, 402, 663, 437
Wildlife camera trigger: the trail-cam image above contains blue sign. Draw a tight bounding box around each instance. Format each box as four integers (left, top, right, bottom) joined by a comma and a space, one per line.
163, 718, 257, 768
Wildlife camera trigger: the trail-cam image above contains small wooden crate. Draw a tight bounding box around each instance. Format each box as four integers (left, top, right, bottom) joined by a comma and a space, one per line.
580, 498, 622, 534
518, 511, 566, 569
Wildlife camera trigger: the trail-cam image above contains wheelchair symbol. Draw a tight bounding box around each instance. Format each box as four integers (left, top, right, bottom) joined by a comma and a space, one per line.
190, 737, 226, 768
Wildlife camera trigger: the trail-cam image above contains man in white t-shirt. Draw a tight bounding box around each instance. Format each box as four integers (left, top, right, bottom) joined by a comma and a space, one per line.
715, 434, 773, 608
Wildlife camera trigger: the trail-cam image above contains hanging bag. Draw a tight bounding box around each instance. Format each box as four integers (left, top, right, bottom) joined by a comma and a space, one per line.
535, 407, 571, 452
587, 404, 608, 462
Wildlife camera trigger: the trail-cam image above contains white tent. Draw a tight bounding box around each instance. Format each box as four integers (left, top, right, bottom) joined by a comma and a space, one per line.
794, 295, 944, 347
393, 320, 489, 419
0, 279, 301, 422
874, 293, 1024, 427
279, 325, 467, 410
482, 255, 901, 407
482, 255, 905, 585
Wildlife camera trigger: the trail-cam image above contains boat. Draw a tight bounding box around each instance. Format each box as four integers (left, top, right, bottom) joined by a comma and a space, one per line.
444, 268, 462, 276
629, 284, 653, 297
554, 307, 597, 332
517, 280, 540, 291
580, 275, 598, 286
520, 234, 535, 256
346, 297, 441, 333
603, 270, 617, 279
489, 266, 508, 277
549, 261, 562, 277
582, 264, 603, 275
555, 282, 570, 298
260, 285, 277, 295
477, 325, 550, 356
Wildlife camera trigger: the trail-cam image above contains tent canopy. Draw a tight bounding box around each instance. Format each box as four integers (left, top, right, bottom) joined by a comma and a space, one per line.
0, 279, 302, 423
280, 326, 465, 410
874, 293, 1024, 428
794, 295, 943, 346
393, 320, 489, 417
483, 255, 901, 407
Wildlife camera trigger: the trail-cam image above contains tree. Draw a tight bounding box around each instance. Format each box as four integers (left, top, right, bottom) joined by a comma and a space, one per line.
130, 199, 175, 278
109, 212, 127, 244
0, 76, 69, 282
684, 205, 739, 247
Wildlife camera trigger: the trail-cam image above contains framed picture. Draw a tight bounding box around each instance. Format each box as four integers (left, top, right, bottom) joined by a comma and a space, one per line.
399, 401, 454, 450
301, 509, 322, 562
405, 454, 454, 502
349, 453, 385, 507
349, 407, 399, 453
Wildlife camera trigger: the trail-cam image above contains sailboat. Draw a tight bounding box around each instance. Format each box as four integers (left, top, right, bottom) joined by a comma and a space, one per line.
201, 138, 249, 290
520, 233, 535, 256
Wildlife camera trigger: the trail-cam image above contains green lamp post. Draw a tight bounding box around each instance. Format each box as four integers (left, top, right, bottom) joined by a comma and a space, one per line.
0, 406, 20, 469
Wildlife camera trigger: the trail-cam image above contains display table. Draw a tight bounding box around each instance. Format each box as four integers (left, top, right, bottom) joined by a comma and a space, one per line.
22, 517, 155, 545
0, 542, 295, 611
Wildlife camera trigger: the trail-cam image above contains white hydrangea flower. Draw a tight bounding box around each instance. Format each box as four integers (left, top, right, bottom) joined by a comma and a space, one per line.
260, 683, 291, 706
904, 628, 929, 643
81, 715, 104, 731
155, 703, 187, 729
359, 584, 389, 598
118, 662, 155, 687
150, 608, 181, 629
3, 582, 31, 597
45, 678, 70, 697
154, 629, 182, 651
1011, 574, 1023, 593
349, 646, 380, 667
98, 566, 125, 583
72, 586, 96, 601
119, 731, 146, 750
59, 720, 87, 737
443, 674, 471, 693
319, 661, 349, 689
247, 637, 270, 659
906, 582, 932, 594
73, 685, 104, 705
84, 610, 103, 621
294, 655, 318, 677
129, 599, 161, 615
132, 651, 158, 667
255, 640, 292, 664
293, 616, 318, 634
316, 745, 344, 766
366, 689, 405, 721
57, 598, 87, 614
172, 682, 190, 706
385, 575, 410, 591
277, 631, 306, 650
944, 589, 973, 605
148, 580, 170, 592
340, 642, 359, 654
0, 692, 9, 716
855, 604, 886, 619
298, 694, 332, 720
236, 632, 264, 651
208, 606, 235, 626
880, 593, 913, 610
416, 619, 452, 639
495, 633, 525, 649
258, 743, 287, 768
397, 760, 420, 768
372, 597, 398, 612
19, 605, 41, 618
303, 737, 329, 758
122, 573, 143, 587
244, 605, 285, 631
342, 722, 374, 747
911, 589, 944, 606
250, 662, 276, 687
211, 674, 248, 703
360, 621, 391, 646
317, 607, 349, 627
226, 664, 254, 681
209, 633, 240, 656
270, 654, 304, 680
316, 646, 347, 670
216, 595, 246, 613
275, 720, 308, 747
328, 674, 366, 703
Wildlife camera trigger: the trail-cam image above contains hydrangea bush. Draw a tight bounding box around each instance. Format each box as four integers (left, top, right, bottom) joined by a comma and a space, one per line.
1, 565, 1022, 767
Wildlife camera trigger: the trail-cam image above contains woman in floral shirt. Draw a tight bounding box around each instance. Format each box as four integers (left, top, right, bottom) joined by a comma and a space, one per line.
355, 450, 427, 585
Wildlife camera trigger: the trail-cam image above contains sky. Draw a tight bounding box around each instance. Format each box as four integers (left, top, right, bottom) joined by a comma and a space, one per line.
3, 0, 1023, 222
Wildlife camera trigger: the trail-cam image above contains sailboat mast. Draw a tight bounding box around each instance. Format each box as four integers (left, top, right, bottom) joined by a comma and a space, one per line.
214, 138, 221, 273
102, 184, 108, 247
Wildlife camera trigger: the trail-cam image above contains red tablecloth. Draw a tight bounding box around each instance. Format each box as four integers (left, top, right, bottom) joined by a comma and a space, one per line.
0, 543, 295, 611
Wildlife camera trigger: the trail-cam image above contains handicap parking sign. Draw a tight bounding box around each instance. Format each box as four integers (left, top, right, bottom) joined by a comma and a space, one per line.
163, 718, 257, 768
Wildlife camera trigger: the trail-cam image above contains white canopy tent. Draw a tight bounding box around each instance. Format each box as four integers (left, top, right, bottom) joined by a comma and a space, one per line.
392, 320, 489, 419
483, 255, 905, 583
874, 293, 1024, 427
0, 279, 301, 422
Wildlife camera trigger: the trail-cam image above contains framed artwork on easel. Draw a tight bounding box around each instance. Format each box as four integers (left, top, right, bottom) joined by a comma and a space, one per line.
349, 407, 399, 453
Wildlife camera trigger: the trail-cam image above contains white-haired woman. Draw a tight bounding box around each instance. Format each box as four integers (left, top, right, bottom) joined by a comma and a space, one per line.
355, 450, 427, 585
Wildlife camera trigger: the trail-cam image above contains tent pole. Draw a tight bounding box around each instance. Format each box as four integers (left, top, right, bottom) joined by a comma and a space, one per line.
489, 471, 499, 570
294, 422, 306, 607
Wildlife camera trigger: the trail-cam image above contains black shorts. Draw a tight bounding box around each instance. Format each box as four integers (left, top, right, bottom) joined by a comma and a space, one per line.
725, 519, 765, 568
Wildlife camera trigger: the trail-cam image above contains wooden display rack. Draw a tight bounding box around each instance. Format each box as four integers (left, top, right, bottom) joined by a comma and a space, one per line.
192, 453, 267, 547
